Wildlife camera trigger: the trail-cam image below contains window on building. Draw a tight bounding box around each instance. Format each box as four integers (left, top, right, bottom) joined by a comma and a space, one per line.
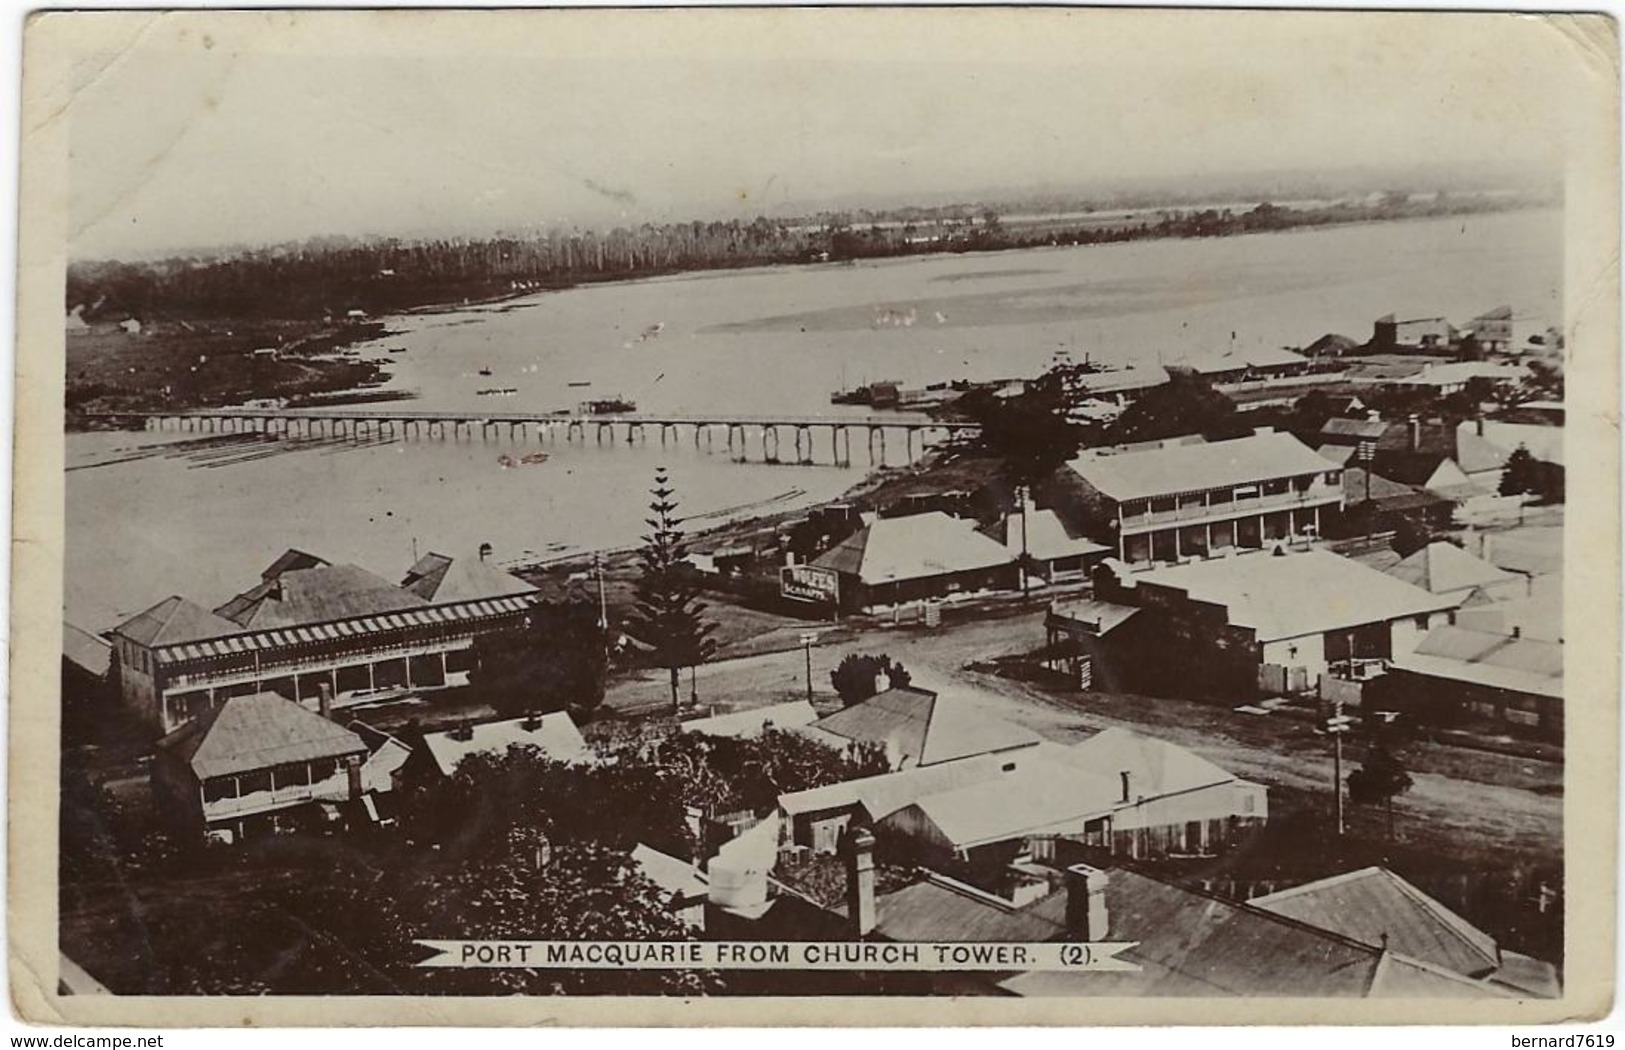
1414, 615, 1431, 630
1326, 471, 1342, 485
1150, 496, 1176, 513
1291, 475, 1313, 492
1234, 486, 1258, 500
1209, 488, 1233, 506
202, 778, 238, 803
1261, 479, 1288, 497
272, 763, 312, 789
237, 770, 273, 795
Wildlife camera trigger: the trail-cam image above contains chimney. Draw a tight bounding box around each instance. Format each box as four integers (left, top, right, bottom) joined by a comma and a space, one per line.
318, 681, 333, 721
1475, 416, 1486, 437
1065, 864, 1110, 942
843, 827, 877, 938
1119, 770, 1133, 804
1407, 414, 1420, 451
1511, 625, 1522, 639
478, 542, 493, 562
345, 754, 363, 799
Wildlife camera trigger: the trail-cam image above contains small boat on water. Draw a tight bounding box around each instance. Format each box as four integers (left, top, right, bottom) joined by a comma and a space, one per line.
567, 380, 593, 388
579, 396, 637, 414
478, 366, 493, 377
387, 347, 407, 353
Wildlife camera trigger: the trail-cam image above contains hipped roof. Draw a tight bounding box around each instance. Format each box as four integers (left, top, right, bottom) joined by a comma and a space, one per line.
156, 693, 366, 780
812, 512, 1014, 584
1070, 432, 1337, 502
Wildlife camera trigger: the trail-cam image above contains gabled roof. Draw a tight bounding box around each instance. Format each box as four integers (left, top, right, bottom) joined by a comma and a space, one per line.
1251, 867, 1502, 978
631, 844, 709, 904
111, 596, 241, 648
156, 693, 366, 780
777, 751, 1018, 822
1172, 346, 1308, 374
215, 564, 428, 630
806, 685, 1039, 768
1321, 417, 1392, 442
1069, 432, 1337, 502
991, 508, 1111, 563
1391, 625, 1563, 698
1455, 432, 1512, 475
1048, 598, 1141, 636
1372, 451, 1469, 490
62, 622, 112, 677
401, 552, 538, 604
260, 548, 330, 581
679, 700, 820, 739
1054, 726, 1237, 797
420, 713, 591, 777
1132, 550, 1459, 642
812, 512, 1014, 584
875, 873, 1068, 943
995, 868, 1391, 997
1387, 542, 1520, 597
894, 760, 1121, 848
1341, 468, 1452, 512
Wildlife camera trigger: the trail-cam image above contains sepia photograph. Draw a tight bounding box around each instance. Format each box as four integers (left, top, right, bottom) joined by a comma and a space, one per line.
11, 6, 1619, 1026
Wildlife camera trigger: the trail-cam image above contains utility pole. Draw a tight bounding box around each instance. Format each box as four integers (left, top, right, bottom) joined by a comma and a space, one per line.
800, 631, 819, 702
1357, 439, 1376, 544
593, 552, 609, 633
1325, 700, 1354, 837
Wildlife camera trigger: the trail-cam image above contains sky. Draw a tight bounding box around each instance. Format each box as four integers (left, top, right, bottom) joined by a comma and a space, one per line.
50, 8, 1589, 260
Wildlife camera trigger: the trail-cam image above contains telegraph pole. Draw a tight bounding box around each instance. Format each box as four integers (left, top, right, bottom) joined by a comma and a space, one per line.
1325, 700, 1354, 837
800, 631, 819, 702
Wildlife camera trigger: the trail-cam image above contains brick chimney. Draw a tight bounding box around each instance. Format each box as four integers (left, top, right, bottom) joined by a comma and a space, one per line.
843, 826, 877, 938
318, 681, 333, 721
344, 754, 363, 799
1065, 864, 1110, 942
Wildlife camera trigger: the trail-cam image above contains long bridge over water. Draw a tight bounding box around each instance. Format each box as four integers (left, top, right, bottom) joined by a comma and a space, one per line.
82, 407, 982, 467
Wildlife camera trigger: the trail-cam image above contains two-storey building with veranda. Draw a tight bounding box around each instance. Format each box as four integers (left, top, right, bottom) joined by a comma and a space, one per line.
1050, 431, 1344, 563
109, 548, 538, 736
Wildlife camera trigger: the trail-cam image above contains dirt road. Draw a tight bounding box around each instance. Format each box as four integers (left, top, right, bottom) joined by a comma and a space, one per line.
605, 608, 1562, 865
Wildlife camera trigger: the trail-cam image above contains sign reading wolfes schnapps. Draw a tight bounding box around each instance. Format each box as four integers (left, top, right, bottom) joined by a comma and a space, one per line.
416, 941, 1141, 971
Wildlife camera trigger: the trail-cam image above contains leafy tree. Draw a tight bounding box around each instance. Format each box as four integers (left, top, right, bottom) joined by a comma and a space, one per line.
1106, 372, 1239, 444
625, 468, 718, 712
830, 653, 910, 707
961, 368, 1084, 593
1347, 742, 1414, 840
1499, 444, 1542, 497
467, 600, 607, 718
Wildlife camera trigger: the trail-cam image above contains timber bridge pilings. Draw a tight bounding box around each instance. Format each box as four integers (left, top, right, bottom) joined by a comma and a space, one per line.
79, 407, 983, 467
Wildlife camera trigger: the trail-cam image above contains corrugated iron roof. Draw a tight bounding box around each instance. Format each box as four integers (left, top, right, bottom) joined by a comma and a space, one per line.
111, 596, 243, 649
158, 593, 535, 663
420, 712, 591, 776
402, 552, 537, 604
1134, 549, 1458, 642
807, 685, 1039, 768
812, 511, 1014, 585
1251, 867, 1502, 978
1392, 625, 1562, 698
155, 693, 366, 780
875, 873, 1066, 943
62, 622, 113, 677
679, 700, 819, 739
1387, 542, 1519, 597
1070, 432, 1338, 502
216, 564, 429, 630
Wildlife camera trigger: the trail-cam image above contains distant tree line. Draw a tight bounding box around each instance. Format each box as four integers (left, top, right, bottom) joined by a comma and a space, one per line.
66, 193, 1544, 322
